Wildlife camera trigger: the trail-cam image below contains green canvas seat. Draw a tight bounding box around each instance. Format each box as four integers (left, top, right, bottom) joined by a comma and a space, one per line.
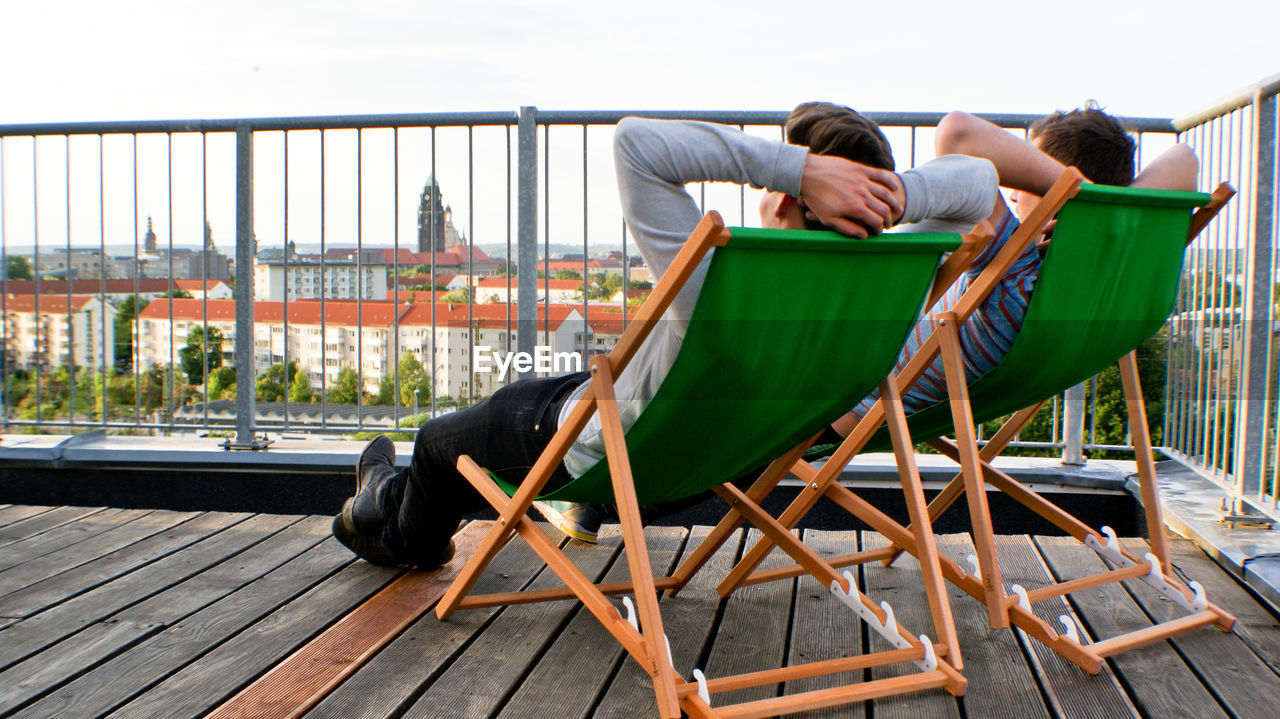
539, 227, 960, 505
441, 213, 978, 718
710, 175, 1239, 675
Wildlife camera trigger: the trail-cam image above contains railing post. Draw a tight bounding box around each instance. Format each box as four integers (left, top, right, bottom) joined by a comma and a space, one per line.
231, 124, 262, 448
1061, 382, 1087, 466
1235, 90, 1277, 498
516, 106, 537, 379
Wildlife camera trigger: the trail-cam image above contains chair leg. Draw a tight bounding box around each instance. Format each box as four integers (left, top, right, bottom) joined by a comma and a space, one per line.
1117, 351, 1173, 574
936, 313, 1008, 629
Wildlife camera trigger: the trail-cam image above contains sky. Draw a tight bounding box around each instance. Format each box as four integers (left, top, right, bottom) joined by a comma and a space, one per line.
1, 0, 1277, 255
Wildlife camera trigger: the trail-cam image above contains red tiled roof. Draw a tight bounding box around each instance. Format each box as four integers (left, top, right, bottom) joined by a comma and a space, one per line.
0, 279, 173, 295
2, 294, 98, 313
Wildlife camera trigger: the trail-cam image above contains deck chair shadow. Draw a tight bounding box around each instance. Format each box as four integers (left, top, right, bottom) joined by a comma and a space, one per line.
434, 212, 987, 718
677, 170, 1238, 674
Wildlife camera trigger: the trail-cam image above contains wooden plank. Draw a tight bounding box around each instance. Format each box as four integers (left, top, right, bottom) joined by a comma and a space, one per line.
1033, 535, 1229, 719
0, 511, 249, 619
929, 534, 1051, 719
0, 504, 55, 529
0, 513, 298, 673
783, 528, 866, 719
400, 523, 627, 718
206, 521, 492, 719
107, 547, 399, 719
592, 526, 743, 719
0, 515, 329, 716
298, 523, 564, 719
1164, 538, 1280, 676
0, 505, 103, 548
698, 528, 797, 708
0, 509, 194, 597
993, 534, 1139, 718
0, 504, 129, 565
861, 532, 960, 719
495, 525, 687, 719
17, 536, 358, 719
1117, 537, 1280, 718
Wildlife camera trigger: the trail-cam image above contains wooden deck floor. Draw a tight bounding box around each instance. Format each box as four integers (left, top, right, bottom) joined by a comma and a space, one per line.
1, 504, 1279, 718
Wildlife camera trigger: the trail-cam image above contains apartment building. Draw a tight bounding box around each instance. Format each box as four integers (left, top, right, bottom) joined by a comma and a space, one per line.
254, 249, 389, 302
1, 294, 116, 371
135, 298, 584, 401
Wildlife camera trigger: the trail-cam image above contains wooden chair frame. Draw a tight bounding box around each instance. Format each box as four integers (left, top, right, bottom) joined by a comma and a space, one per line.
674, 173, 1239, 674
436, 213, 972, 718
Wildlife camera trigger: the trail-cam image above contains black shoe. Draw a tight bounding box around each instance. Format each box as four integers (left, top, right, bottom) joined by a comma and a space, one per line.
333, 436, 457, 569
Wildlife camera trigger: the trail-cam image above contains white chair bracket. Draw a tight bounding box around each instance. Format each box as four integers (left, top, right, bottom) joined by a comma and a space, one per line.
830, 570, 937, 671
1084, 528, 1207, 612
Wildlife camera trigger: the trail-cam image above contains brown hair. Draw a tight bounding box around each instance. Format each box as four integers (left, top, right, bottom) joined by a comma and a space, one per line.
786, 101, 895, 171
1029, 105, 1136, 186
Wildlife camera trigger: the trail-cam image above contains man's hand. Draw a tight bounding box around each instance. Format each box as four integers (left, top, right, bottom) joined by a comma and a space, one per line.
798, 153, 904, 237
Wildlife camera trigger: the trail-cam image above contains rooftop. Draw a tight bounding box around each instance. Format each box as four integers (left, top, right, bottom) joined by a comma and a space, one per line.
1, 507, 1277, 718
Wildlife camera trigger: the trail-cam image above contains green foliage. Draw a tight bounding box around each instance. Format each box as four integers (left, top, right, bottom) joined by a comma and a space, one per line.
328, 367, 361, 405
289, 368, 313, 403
554, 269, 581, 280
255, 361, 297, 402
441, 287, 470, 303
7, 256, 32, 280
163, 288, 194, 299
179, 326, 223, 385
114, 295, 150, 371
208, 366, 237, 400
397, 352, 431, 408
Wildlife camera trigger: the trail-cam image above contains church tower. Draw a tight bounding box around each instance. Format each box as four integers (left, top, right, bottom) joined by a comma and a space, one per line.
143, 217, 157, 254
417, 177, 447, 253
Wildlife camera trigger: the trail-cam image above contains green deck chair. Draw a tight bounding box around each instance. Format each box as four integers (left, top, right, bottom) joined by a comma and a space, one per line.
435, 212, 979, 719
707, 175, 1238, 674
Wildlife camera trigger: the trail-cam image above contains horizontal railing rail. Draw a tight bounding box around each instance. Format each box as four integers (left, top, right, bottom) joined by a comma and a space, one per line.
0, 103, 1217, 469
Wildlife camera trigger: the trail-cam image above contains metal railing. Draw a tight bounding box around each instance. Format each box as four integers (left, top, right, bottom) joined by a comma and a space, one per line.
1166, 73, 1280, 514
2, 99, 1258, 478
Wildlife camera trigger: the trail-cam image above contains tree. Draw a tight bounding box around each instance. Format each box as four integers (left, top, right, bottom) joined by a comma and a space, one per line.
373, 374, 395, 405
163, 288, 194, 299
208, 366, 236, 400
289, 368, 313, 403
6, 256, 32, 280
328, 367, 361, 405
255, 361, 297, 402
114, 295, 150, 371
554, 269, 582, 280
179, 326, 223, 385
397, 352, 431, 408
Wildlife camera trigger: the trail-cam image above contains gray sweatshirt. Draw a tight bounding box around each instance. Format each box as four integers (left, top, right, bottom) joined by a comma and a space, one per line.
558, 118, 996, 477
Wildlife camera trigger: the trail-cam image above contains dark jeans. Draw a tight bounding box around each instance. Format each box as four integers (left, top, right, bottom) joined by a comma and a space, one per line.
390, 372, 590, 556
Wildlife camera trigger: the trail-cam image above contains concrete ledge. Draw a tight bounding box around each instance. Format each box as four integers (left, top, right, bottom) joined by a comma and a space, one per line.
1145, 458, 1280, 613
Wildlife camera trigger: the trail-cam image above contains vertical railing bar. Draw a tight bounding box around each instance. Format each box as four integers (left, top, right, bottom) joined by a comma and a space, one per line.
33, 138, 42, 423
201, 132, 210, 429
1088, 376, 1098, 445
910, 126, 917, 169
233, 124, 255, 445
98, 135, 106, 425
1, 138, 8, 427
504, 124, 512, 388
621, 217, 628, 331
1219, 110, 1242, 477
516, 108, 536, 383
392, 127, 400, 428
1210, 115, 1228, 474
581, 124, 588, 360
1198, 117, 1217, 466
1238, 89, 1277, 498
131, 134, 140, 427
1187, 118, 1208, 458
319, 129, 327, 429
357, 129, 364, 429
543, 124, 550, 357
65, 136, 74, 428
467, 125, 475, 405
429, 125, 436, 413
283, 131, 291, 430
166, 133, 175, 432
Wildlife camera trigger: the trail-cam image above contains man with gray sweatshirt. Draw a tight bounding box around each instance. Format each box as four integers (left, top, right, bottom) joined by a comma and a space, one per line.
333, 105, 998, 567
